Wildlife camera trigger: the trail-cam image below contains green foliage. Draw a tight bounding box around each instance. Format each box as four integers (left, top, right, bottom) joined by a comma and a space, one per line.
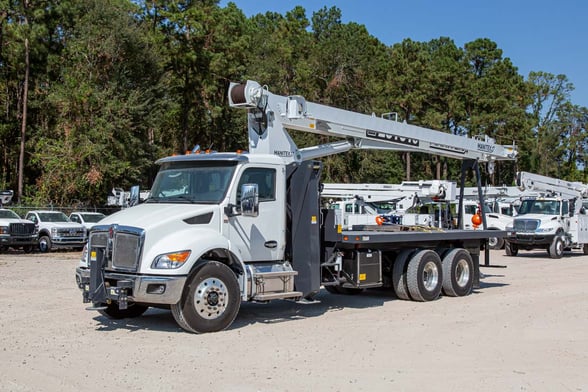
0, 1, 586, 206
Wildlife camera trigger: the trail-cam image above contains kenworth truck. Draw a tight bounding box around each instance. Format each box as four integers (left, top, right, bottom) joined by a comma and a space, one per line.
76, 81, 517, 333
505, 171, 588, 258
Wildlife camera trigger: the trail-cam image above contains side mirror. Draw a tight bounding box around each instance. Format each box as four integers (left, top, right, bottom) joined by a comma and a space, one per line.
240, 183, 259, 217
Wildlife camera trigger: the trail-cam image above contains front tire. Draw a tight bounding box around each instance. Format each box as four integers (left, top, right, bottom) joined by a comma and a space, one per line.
406, 249, 443, 302
38, 235, 52, 253
548, 236, 564, 259
441, 248, 474, 297
98, 302, 149, 319
171, 261, 240, 333
505, 241, 518, 256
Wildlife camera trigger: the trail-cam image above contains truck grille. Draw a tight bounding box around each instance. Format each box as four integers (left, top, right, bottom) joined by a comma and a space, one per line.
89, 225, 144, 272
9, 222, 36, 236
513, 219, 540, 232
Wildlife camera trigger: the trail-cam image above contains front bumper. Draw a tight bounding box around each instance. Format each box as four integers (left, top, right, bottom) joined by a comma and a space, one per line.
52, 236, 86, 247
76, 267, 186, 305
0, 235, 38, 247
506, 232, 556, 246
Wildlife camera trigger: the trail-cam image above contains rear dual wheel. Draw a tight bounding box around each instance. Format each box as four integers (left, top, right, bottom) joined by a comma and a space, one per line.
393, 248, 473, 300
441, 248, 474, 297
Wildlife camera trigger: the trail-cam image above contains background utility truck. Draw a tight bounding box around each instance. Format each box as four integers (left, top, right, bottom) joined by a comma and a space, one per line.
505, 171, 588, 258
77, 80, 517, 333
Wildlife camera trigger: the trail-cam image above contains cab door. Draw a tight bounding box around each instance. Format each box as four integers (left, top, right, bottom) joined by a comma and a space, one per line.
226, 165, 286, 262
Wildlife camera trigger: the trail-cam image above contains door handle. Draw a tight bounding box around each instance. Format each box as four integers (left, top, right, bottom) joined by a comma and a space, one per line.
264, 241, 277, 249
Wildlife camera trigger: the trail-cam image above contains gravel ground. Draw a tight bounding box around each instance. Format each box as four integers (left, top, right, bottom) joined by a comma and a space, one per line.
0, 248, 587, 391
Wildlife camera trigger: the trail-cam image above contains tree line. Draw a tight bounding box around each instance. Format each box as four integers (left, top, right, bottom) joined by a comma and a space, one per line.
1, 0, 586, 207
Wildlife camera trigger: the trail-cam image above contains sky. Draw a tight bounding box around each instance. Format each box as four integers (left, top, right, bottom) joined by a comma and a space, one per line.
220, 0, 588, 108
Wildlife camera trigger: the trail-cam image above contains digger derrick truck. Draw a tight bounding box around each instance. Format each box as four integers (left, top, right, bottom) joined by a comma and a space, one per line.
76, 80, 517, 333
505, 171, 588, 258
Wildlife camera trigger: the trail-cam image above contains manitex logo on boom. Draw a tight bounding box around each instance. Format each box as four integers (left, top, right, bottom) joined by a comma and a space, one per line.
365, 129, 419, 147
477, 143, 496, 153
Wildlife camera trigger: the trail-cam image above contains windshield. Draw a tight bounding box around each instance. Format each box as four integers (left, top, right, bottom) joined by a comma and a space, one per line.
518, 199, 560, 215
0, 209, 20, 219
147, 161, 237, 204
81, 213, 105, 223
38, 212, 69, 222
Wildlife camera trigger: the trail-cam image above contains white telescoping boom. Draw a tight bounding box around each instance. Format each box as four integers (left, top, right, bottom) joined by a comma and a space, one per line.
229, 80, 517, 163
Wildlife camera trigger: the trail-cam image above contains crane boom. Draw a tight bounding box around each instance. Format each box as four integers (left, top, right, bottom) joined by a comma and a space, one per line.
516, 171, 588, 200
228, 80, 517, 163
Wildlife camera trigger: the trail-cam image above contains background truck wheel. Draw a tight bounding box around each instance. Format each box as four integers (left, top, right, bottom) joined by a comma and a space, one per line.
171, 261, 240, 333
583, 244, 588, 255
505, 241, 518, 256
406, 249, 443, 302
391, 249, 413, 300
488, 235, 504, 250
22, 245, 34, 253
98, 302, 149, 319
548, 236, 564, 259
441, 248, 474, 297
38, 235, 52, 252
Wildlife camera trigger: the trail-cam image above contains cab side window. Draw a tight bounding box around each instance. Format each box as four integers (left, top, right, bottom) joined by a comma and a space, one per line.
237, 168, 276, 202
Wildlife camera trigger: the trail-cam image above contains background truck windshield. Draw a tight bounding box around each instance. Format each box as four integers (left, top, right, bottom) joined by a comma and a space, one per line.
518, 199, 560, 215
148, 162, 236, 204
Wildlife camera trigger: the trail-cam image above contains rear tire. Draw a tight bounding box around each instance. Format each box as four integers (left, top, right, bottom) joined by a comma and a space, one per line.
391, 249, 413, 300
441, 248, 474, 297
488, 235, 504, 250
22, 245, 34, 253
171, 261, 240, 333
583, 244, 588, 255
406, 249, 443, 302
505, 241, 518, 256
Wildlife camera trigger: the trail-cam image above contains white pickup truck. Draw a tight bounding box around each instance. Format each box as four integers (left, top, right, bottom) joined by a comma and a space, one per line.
25, 210, 87, 252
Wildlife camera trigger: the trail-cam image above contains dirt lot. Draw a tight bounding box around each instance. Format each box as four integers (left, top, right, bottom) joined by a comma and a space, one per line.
0, 249, 587, 392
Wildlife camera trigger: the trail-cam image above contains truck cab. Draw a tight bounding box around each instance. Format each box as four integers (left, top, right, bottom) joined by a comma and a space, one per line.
505, 196, 578, 258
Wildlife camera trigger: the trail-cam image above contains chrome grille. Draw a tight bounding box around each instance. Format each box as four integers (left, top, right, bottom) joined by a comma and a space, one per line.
89, 225, 144, 272
112, 232, 142, 270
513, 219, 540, 232
57, 228, 85, 237
9, 222, 36, 236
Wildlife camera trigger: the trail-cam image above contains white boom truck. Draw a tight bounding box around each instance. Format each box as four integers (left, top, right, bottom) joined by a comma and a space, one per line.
322, 180, 456, 229
505, 171, 588, 258
460, 185, 521, 249
76, 80, 517, 333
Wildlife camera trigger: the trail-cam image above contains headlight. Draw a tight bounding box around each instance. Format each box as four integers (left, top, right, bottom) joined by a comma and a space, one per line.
0, 226, 8, 235
151, 250, 191, 269
51, 227, 57, 235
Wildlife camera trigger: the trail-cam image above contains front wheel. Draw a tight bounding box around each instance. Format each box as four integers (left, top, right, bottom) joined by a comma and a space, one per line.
505, 241, 518, 256
171, 261, 240, 333
38, 235, 52, 253
548, 236, 564, 259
